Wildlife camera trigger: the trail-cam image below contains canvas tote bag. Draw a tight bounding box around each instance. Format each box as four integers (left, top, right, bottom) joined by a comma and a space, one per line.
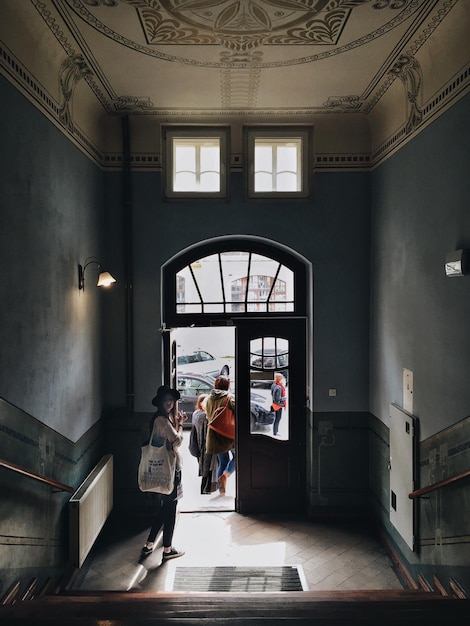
138, 417, 176, 495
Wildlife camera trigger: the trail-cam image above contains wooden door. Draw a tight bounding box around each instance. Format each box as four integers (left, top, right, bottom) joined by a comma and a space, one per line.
235, 319, 307, 514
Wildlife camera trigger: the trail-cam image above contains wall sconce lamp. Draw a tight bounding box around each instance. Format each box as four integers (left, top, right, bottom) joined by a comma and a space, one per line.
78, 257, 116, 291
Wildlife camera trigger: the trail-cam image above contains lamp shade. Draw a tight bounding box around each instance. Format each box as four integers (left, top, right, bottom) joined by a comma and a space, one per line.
97, 271, 116, 287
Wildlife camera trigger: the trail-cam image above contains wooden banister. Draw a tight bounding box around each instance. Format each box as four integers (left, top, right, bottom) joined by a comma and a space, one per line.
0, 458, 74, 493
409, 469, 470, 499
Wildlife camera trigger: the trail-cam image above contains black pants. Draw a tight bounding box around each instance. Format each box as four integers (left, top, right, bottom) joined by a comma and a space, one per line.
147, 470, 180, 547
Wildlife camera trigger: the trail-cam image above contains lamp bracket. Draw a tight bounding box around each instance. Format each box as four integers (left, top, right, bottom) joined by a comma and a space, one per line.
78, 257, 102, 291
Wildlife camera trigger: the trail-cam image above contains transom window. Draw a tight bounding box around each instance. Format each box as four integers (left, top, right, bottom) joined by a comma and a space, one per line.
176, 251, 294, 314
246, 127, 312, 198
164, 127, 229, 199
163, 238, 308, 326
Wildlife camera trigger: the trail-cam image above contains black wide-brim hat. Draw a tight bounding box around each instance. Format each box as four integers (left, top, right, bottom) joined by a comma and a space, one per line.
152, 384, 181, 406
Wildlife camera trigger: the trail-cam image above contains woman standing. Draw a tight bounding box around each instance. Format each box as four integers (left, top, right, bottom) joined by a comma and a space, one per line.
188, 394, 219, 494
140, 385, 186, 561
205, 375, 235, 495
271, 372, 286, 437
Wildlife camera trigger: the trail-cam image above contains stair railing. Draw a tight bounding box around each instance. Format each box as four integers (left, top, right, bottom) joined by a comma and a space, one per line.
409, 468, 470, 499
0, 458, 74, 493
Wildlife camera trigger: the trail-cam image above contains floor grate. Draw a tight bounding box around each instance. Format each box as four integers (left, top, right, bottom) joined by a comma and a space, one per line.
172, 565, 306, 592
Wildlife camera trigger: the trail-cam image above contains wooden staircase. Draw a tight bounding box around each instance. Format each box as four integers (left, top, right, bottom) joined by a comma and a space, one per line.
2, 567, 467, 625
1, 585, 469, 624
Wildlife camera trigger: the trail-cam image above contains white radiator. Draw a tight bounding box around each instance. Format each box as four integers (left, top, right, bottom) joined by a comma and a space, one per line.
69, 454, 113, 568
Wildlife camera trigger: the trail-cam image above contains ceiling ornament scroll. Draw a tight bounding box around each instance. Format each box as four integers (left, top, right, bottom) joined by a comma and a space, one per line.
58, 54, 93, 131
69, 0, 418, 66
389, 54, 423, 134
27, 0, 455, 122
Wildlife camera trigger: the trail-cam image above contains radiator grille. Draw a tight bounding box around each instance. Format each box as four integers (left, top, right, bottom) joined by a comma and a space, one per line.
69, 454, 113, 568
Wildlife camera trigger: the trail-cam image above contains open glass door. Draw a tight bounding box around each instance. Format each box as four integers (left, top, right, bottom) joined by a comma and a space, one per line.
236, 318, 307, 514
168, 327, 236, 512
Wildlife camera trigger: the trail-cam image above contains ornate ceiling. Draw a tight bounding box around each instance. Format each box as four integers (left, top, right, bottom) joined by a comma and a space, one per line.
1, 0, 467, 167
21, 0, 460, 115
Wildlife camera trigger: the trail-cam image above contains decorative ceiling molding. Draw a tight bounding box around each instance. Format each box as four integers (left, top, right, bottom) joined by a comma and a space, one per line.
64, 0, 419, 67
389, 53, 423, 135
58, 54, 93, 130
0, 0, 467, 170
372, 63, 470, 167
26, 0, 457, 118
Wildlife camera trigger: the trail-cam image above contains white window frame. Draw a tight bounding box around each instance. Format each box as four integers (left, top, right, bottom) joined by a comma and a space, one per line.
245, 127, 312, 199
164, 127, 229, 199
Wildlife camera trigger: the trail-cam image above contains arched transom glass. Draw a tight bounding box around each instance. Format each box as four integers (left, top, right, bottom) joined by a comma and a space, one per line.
176, 252, 294, 314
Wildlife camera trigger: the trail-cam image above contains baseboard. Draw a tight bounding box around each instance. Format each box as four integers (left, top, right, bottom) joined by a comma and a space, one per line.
377, 528, 418, 589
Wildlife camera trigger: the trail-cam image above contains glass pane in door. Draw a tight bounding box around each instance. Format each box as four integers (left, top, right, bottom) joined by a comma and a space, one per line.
249, 337, 289, 440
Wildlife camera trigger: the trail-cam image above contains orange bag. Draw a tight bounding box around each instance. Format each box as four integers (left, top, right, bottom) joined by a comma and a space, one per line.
209, 396, 235, 440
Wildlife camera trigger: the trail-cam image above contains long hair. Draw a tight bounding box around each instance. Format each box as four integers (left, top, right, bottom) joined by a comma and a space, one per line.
152, 394, 178, 430
196, 394, 207, 411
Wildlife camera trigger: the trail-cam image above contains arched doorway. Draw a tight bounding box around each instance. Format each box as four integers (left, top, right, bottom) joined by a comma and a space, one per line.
162, 237, 312, 515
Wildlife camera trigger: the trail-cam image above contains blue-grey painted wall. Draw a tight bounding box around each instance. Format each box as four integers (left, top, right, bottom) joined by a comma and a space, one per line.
0, 76, 107, 443
0, 75, 107, 594
368, 93, 470, 591
370, 93, 470, 440
102, 168, 371, 415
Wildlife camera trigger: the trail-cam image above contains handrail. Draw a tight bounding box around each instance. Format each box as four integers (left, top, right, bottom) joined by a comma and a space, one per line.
409, 468, 470, 499
0, 458, 74, 493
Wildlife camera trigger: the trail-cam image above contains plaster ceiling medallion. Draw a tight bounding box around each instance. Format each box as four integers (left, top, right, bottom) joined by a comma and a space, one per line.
67, 0, 425, 67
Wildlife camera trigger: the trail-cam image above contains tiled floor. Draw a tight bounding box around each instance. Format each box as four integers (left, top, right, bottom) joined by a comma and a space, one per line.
72, 511, 404, 594
72, 433, 404, 594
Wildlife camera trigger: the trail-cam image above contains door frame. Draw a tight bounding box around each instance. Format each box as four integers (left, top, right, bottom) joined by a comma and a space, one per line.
161, 236, 313, 515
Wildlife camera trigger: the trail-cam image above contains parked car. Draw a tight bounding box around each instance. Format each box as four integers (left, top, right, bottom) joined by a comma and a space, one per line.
250, 401, 275, 434
176, 372, 267, 426
250, 348, 288, 388
177, 349, 230, 378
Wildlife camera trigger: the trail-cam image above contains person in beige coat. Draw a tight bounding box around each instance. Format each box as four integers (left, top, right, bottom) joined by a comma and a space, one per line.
140, 385, 186, 561
205, 376, 236, 495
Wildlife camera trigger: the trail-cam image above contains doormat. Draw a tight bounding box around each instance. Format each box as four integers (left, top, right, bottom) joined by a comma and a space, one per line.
172, 565, 306, 592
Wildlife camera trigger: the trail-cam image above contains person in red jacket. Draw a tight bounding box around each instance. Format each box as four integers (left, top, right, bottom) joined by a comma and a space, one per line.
270, 372, 286, 437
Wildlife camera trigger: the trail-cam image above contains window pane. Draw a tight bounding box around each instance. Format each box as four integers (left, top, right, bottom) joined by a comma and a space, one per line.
174, 171, 196, 191
176, 251, 294, 313
191, 255, 224, 309
255, 172, 273, 192
250, 337, 289, 440
277, 172, 298, 192
200, 145, 220, 172
255, 144, 272, 171
277, 145, 298, 173
174, 145, 196, 172
222, 252, 249, 313
200, 171, 220, 191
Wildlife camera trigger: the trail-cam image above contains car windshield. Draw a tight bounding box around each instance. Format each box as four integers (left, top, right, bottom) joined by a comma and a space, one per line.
178, 351, 214, 365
